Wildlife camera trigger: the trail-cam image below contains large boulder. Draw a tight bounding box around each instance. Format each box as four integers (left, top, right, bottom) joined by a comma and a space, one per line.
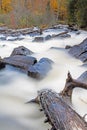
69, 38, 87, 62
2, 55, 37, 71
11, 46, 33, 56
28, 58, 53, 79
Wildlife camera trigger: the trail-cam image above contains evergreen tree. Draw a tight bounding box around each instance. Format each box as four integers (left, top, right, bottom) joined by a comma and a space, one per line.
67, 0, 77, 25
76, 0, 87, 28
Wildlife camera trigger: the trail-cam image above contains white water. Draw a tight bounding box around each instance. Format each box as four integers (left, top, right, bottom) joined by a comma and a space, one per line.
0, 29, 87, 130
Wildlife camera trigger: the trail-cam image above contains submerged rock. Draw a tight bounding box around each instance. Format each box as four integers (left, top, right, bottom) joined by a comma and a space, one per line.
28, 58, 53, 79
69, 38, 87, 62
11, 46, 33, 56
2, 55, 37, 71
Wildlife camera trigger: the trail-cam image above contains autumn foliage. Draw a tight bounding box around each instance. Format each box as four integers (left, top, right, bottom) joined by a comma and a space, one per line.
0, 0, 68, 28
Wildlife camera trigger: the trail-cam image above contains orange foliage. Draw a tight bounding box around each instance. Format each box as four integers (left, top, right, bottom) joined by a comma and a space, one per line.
50, 0, 58, 12
0, 0, 12, 13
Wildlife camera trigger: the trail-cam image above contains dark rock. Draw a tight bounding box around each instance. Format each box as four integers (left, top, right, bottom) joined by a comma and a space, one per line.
11, 46, 33, 56
68, 25, 78, 31
58, 33, 71, 38
28, 58, 53, 79
65, 45, 72, 49
45, 35, 51, 40
69, 27, 78, 31
33, 35, 51, 42
2, 55, 37, 71
33, 37, 44, 42
0, 57, 5, 70
76, 31, 81, 35
69, 38, 87, 62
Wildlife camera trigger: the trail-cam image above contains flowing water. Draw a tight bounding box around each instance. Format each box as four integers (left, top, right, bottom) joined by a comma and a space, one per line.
0, 28, 87, 130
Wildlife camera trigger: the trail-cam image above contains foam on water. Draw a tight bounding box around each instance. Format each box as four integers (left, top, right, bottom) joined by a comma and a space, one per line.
0, 29, 87, 130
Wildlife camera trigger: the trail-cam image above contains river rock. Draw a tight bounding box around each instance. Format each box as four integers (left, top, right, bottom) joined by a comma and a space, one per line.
65, 45, 72, 49
28, 58, 53, 79
45, 35, 51, 40
69, 38, 87, 62
0, 57, 5, 69
33, 35, 52, 42
33, 37, 44, 42
11, 46, 33, 56
58, 33, 71, 38
2, 55, 37, 71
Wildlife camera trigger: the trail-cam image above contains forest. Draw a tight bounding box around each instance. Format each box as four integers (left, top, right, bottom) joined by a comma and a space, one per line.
0, 0, 87, 29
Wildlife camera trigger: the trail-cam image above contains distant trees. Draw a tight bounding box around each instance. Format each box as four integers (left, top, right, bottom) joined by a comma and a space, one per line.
76, 0, 87, 28
0, 0, 68, 28
0, 0, 12, 13
68, 0, 87, 28
0, 0, 86, 29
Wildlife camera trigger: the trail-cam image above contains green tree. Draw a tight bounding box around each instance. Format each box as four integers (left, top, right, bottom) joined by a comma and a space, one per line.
67, 0, 77, 25
76, 0, 87, 28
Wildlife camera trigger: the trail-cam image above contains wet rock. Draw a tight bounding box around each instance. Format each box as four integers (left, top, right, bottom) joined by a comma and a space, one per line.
2, 55, 37, 71
45, 35, 51, 40
28, 58, 53, 79
0, 57, 5, 70
68, 25, 78, 31
33, 35, 51, 42
69, 38, 87, 62
58, 33, 71, 38
65, 45, 72, 49
33, 37, 44, 42
11, 46, 33, 56
76, 31, 81, 35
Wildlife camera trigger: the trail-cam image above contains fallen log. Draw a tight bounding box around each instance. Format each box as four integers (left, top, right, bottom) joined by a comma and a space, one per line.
26, 72, 87, 130
51, 31, 69, 38
27, 89, 87, 130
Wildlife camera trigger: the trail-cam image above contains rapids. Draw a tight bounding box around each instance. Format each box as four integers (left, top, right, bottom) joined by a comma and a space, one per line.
0, 28, 87, 130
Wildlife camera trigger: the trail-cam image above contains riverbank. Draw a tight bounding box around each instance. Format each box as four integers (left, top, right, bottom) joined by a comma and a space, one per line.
0, 25, 87, 130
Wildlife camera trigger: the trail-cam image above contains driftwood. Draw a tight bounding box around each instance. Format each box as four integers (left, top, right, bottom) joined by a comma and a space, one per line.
51, 31, 68, 38
61, 72, 87, 104
27, 72, 87, 130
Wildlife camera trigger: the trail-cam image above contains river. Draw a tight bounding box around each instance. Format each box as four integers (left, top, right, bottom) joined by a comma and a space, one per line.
0, 28, 87, 130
